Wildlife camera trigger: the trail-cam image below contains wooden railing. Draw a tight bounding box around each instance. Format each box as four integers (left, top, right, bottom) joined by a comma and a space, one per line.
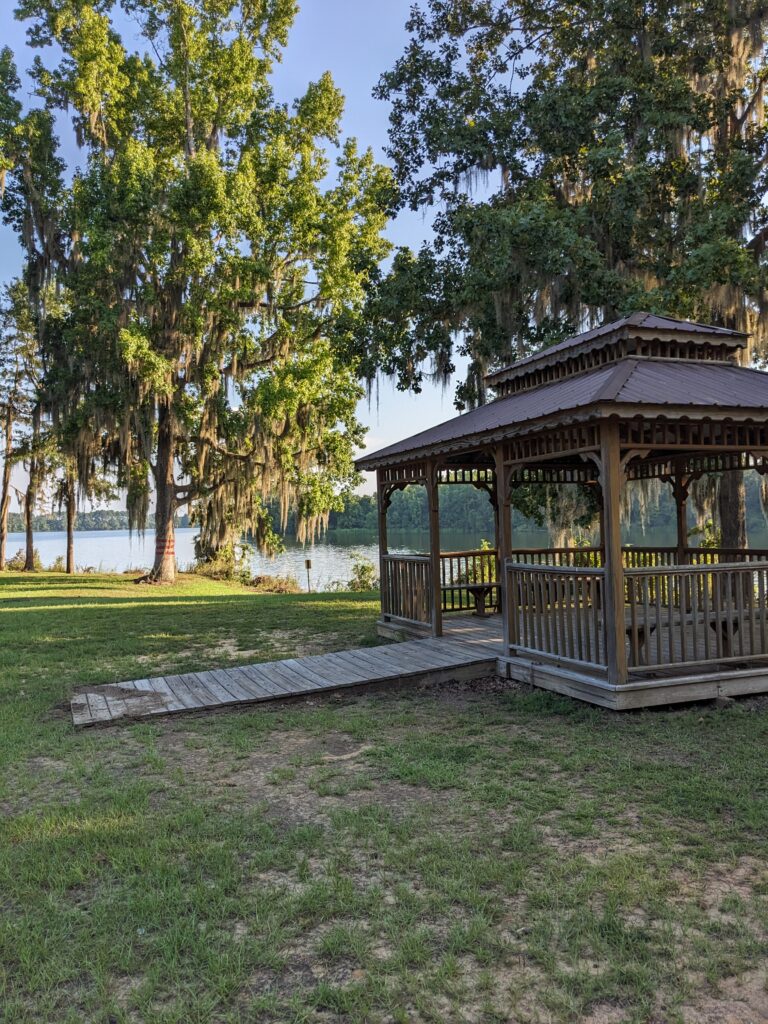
440, 549, 499, 612
509, 545, 768, 568
622, 547, 678, 567
381, 554, 432, 626
510, 546, 678, 568
687, 548, 768, 565
506, 561, 606, 669
509, 546, 602, 567
625, 561, 768, 671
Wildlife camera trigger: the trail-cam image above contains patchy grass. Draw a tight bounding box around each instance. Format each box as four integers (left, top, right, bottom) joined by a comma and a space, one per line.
1, 572, 768, 1023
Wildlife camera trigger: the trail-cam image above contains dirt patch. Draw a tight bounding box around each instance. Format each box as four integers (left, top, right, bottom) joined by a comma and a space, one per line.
195, 638, 264, 661
582, 1004, 631, 1024
537, 804, 651, 864
680, 969, 768, 1023
149, 727, 388, 825
111, 973, 145, 1007
669, 856, 768, 917
254, 629, 350, 659
26, 756, 68, 773
414, 673, 525, 705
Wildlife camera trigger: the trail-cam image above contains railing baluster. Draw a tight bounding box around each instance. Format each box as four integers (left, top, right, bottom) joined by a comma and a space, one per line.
725, 571, 736, 658
735, 571, 746, 657
702, 568, 712, 661
679, 573, 689, 661
690, 571, 700, 661
747, 569, 756, 656
524, 570, 533, 648
628, 576, 639, 666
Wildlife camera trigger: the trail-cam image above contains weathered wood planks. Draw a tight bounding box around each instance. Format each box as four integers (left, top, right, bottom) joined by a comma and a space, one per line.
70, 635, 500, 728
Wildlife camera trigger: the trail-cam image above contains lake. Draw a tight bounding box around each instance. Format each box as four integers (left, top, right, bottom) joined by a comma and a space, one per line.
12, 521, 752, 590
5, 527, 502, 591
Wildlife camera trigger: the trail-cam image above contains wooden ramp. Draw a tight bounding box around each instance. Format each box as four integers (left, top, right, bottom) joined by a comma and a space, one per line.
70, 637, 499, 727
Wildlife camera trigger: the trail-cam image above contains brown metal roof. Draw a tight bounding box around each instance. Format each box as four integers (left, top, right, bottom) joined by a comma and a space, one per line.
357, 357, 768, 469
484, 312, 747, 386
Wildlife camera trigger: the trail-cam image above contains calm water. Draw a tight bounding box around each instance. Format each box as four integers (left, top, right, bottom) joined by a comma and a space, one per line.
5, 527, 494, 591
13, 522, 754, 591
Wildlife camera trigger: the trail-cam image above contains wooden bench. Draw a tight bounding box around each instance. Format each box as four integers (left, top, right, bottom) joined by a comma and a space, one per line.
442, 583, 501, 617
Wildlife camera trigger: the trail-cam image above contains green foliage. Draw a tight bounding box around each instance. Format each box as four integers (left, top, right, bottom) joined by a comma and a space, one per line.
361, 0, 768, 411
5, 547, 42, 571
3, 0, 394, 581
5, 509, 191, 533
248, 573, 302, 594
689, 519, 723, 550
192, 540, 253, 583
346, 552, 379, 591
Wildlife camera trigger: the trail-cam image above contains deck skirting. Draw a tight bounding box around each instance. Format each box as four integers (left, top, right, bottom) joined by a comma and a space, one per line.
498, 653, 768, 709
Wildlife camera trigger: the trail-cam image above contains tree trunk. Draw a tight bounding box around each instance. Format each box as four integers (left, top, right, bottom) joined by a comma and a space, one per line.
65, 470, 76, 574
0, 406, 13, 571
150, 403, 177, 583
24, 406, 42, 572
718, 471, 747, 551
24, 457, 38, 571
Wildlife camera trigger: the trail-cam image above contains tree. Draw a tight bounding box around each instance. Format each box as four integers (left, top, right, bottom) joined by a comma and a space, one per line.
365, 0, 768, 543
7, 0, 392, 583
0, 34, 69, 571
0, 281, 41, 570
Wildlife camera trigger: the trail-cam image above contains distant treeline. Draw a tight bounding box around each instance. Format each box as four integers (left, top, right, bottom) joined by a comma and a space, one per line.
261, 487, 497, 536
329, 487, 496, 533
7, 511, 191, 533
11, 477, 768, 539
8, 488, 495, 536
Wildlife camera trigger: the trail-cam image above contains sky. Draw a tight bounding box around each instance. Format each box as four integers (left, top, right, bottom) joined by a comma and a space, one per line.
0, 0, 469, 498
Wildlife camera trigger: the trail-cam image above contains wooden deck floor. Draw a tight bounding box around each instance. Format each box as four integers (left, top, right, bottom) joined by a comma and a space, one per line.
71, 618, 502, 727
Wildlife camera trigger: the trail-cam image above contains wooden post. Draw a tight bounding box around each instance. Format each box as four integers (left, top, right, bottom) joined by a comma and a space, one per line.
427, 460, 443, 637
671, 457, 689, 565
599, 420, 628, 685
494, 447, 513, 652
376, 470, 389, 620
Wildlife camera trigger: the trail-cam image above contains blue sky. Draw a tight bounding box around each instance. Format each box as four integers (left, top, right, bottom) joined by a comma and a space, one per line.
1, 1, 469, 496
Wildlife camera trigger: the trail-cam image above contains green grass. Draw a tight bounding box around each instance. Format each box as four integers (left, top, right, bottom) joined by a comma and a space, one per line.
1, 571, 768, 1023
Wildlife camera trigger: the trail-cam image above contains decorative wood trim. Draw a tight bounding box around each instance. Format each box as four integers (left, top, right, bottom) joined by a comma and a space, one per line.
502, 423, 601, 466
619, 417, 768, 451
508, 463, 598, 487
626, 450, 768, 481
437, 466, 495, 485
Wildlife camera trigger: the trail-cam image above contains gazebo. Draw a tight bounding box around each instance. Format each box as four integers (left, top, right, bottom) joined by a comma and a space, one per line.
356, 313, 768, 708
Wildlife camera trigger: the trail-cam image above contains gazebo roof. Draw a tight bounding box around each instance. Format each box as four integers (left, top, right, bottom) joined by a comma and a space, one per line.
356, 356, 768, 470
484, 312, 746, 389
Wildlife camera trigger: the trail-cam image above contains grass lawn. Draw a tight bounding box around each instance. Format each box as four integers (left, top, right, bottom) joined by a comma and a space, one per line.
1, 572, 767, 1023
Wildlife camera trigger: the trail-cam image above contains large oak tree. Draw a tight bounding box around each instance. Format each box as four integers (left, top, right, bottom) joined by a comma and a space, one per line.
4, 0, 392, 582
